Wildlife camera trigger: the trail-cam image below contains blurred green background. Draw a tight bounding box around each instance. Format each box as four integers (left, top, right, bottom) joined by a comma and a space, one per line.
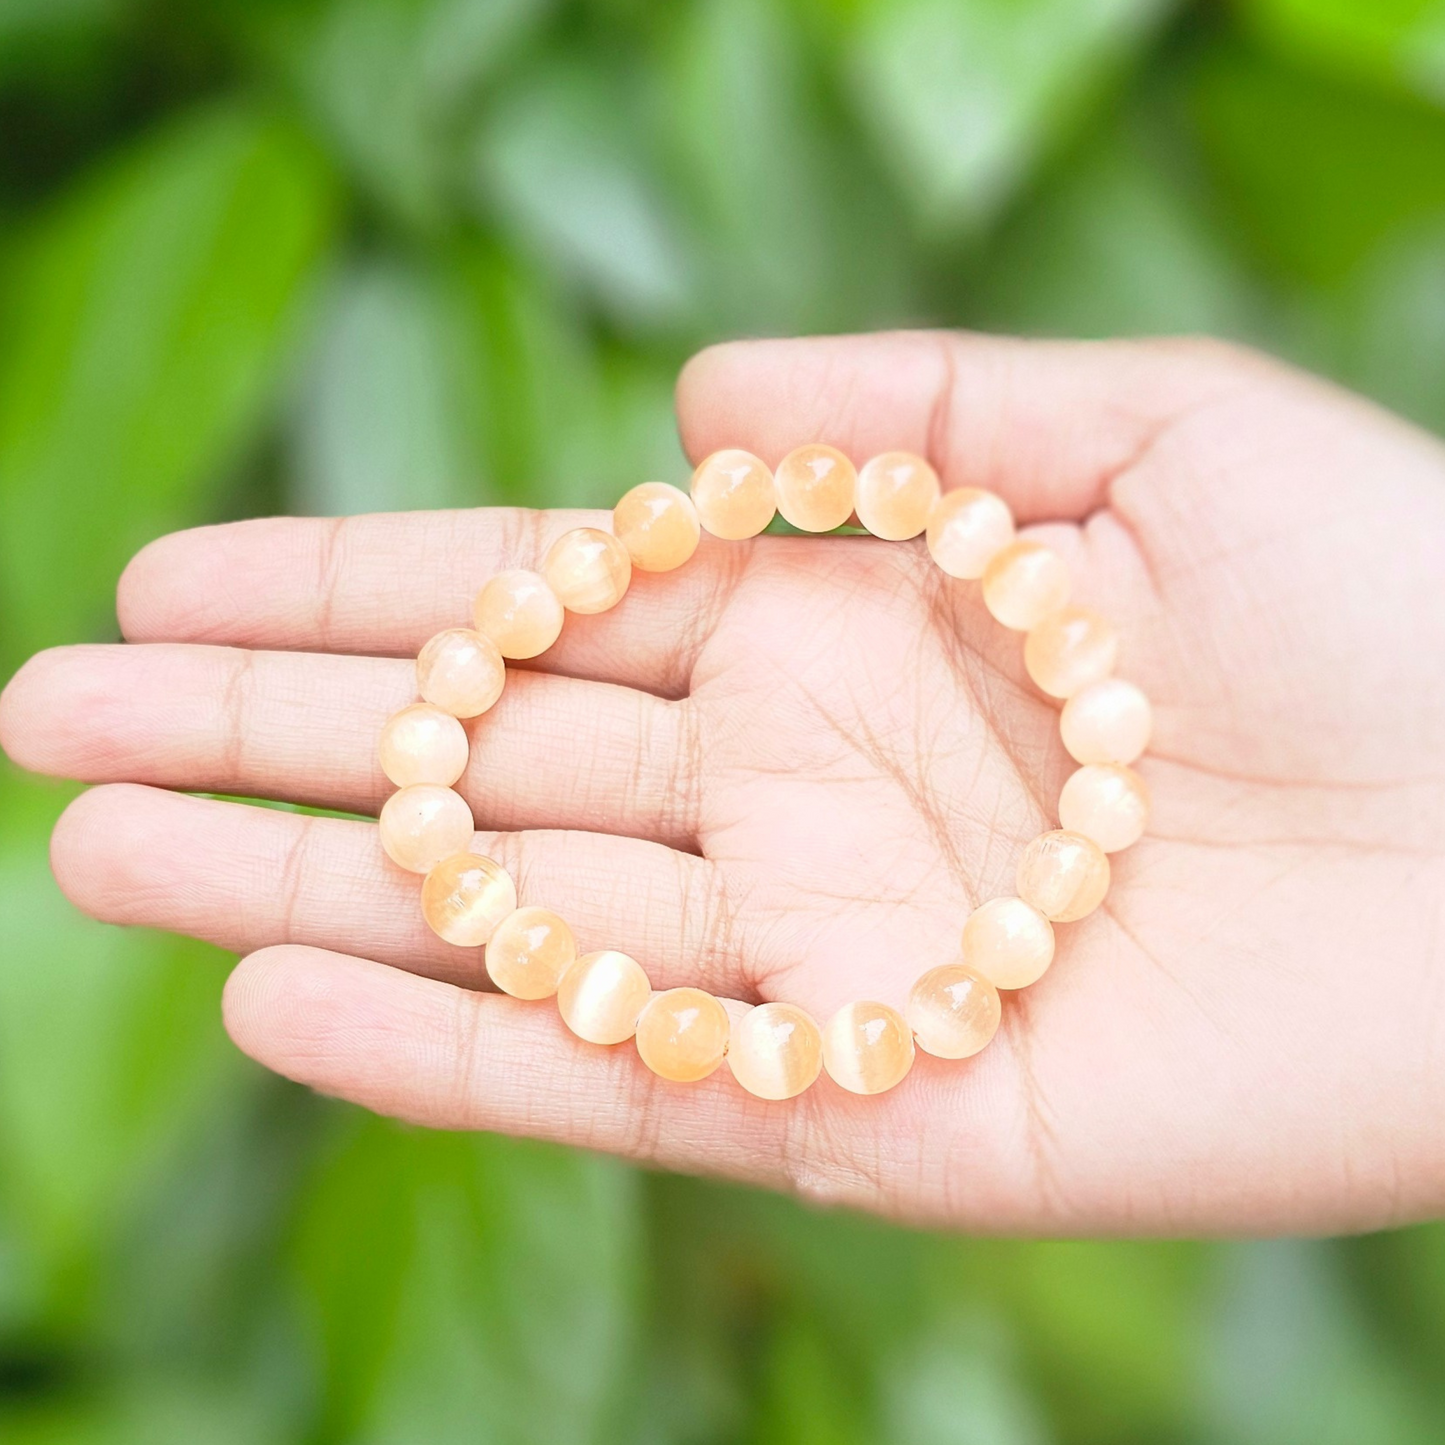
3, 0, 1445, 1440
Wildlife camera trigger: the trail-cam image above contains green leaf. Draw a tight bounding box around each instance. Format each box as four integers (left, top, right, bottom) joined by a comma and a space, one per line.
845, 0, 1176, 233
0, 778, 250, 1325
448, 243, 686, 508
472, 58, 697, 329
971, 103, 1265, 339
0, 100, 338, 671
878, 1309, 1048, 1445
1240, 0, 1445, 108
1192, 43, 1445, 290
1200, 1241, 1439, 1445
290, 258, 494, 514
0, 1378, 296, 1445
265, 0, 551, 230
654, 0, 912, 334
292, 1117, 641, 1443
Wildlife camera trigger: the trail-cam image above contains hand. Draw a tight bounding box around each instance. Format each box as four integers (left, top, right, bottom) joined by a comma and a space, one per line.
4, 333, 1444, 1236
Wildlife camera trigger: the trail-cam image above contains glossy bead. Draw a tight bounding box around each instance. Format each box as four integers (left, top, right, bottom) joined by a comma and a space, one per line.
377, 703, 469, 789
907, 964, 1002, 1058
543, 528, 632, 615
416, 628, 506, 718
473, 569, 564, 660
1024, 607, 1119, 699
421, 852, 517, 947
613, 482, 701, 572
774, 444, 856, 533
855, 451, 940, 541
556, 950, 651, 1045
1058, 763, 1150, 853
378, 784, 475, 874
925, 488, 1014, 579
484, 906, 576, 999
690, 449, 776, 539
981, 540, 1072, 631
726, 1002, 823, 1100
961, 897, 1056, 990
821, 1001, 915, 1095
1016, 830, 1111, 923
1059, 678, 1153, 765
635, 987, 730, 1082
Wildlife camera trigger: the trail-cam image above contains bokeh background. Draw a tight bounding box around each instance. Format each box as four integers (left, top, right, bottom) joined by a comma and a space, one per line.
3, 0, 1445, 1440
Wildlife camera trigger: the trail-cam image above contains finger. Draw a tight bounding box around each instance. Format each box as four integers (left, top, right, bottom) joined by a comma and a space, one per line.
117, 508, 747, 698
3, 643, 695, 849
50, 785, 739, 994
676, 330, 1267, 522
223, 943, 1032, 1226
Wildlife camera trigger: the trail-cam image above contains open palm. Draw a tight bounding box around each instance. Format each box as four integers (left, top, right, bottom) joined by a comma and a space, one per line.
4, 332, 1444, 1236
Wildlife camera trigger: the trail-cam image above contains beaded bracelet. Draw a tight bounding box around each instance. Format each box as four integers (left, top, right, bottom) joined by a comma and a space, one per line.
375, 447, 1152, 1100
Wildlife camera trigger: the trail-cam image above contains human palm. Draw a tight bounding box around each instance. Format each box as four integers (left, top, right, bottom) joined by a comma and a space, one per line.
4, 332, 1444, 1235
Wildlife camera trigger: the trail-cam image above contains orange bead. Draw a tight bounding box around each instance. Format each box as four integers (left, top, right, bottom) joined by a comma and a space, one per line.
726, 1002, 823, 1100
416, 628, 506, 718
473, 569, 564, 660
635, 987, 730, 1082
981, 540, 1072, 631
377, 703, 469, 788
925, 488, 1014, 579
421, 852, 517, 947
543, 528, 632, 614
1016, 830, 1110, 923
906, 964, 1001, 1058
960, 897, 1056, 989
1059, 678, 1153, 765
855, 451, 940, 541
378, 784, 475, 874
1024, 607, 1119, 699
484, 906, 576, 999
821, 1001, 914, 1095
613, 482, 701, 572
774, 444, 856, 532
556, 950, 651, 1045
1058, 763, 1150, 853
690, 449, 776, 539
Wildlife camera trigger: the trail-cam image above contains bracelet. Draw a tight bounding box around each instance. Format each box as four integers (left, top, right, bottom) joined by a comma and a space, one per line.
375, 447, 1152, 1100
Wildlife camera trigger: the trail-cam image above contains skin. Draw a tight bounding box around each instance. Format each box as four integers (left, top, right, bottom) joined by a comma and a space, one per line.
2, 332, 1444, 1237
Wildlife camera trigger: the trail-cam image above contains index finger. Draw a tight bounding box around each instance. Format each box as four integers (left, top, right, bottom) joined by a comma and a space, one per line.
675, 331, 1254, 522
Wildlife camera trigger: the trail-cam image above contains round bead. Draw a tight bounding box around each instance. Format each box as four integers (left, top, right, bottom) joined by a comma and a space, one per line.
961, 897, 1056, 989
613, 482, 701, 572
1024, 607, 1119, 699
473, 569, 564, 660
420, 852, 517, 947
635, 987, 730, 1083
377, 703, 469, 789
543, 528, 632, 615
981, 540, 1072, 631
556, 950, 651, 1045
484, 906, 576, 999
726, 1002, 823, 1100
1059, 678, 1153, 765
821, 1001, 915, 1096
774, 444, 856, 533
1058, 763, 1150, 853
925, 488, 1015, 579
416, 628, 506, 718
1016, 830, 1111, 923
855, 451, 940, 541
378, 784, 475, 874
906, 964, 1002, 1058
690, 449, 776, 540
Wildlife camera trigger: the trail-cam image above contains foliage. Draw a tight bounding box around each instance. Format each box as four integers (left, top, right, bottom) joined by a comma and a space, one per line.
2, 0, 1445, 1439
